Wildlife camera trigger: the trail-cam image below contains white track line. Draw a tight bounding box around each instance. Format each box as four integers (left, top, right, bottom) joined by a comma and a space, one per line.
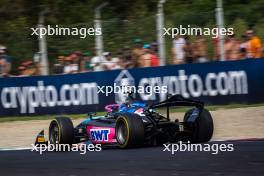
212, 138, 264, 142
0, 147, 31, 151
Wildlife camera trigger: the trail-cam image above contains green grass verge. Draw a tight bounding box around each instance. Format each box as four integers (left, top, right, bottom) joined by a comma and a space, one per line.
0, 103, 263, 123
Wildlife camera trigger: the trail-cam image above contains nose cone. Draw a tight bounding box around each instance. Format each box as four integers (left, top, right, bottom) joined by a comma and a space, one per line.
35, 130, 47, 145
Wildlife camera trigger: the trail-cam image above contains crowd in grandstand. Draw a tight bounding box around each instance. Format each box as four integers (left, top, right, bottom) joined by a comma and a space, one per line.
172, 29, 263, 64
0, 29, 263, 77
52, 40, 159, 75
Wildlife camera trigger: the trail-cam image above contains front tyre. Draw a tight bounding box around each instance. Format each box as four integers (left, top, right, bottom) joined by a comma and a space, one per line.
115, 114, 145, 148
49, 117, 74, 145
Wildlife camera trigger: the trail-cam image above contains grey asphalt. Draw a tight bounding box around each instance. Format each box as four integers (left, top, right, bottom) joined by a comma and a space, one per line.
0, 140, 263, 176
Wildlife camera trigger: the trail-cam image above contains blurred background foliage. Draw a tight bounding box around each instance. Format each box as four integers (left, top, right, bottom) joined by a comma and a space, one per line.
0, 0, 264, 68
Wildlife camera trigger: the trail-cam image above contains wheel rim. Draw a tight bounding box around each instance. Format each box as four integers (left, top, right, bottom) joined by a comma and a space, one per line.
50, 123, 59, 144
116, 120, 128, 145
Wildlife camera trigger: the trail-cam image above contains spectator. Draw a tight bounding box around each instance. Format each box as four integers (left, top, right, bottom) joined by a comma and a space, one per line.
90, 50, 106, 72
172, 35, 186, 64
73, 51, 83, 72
246, 30, 262, 58
149, 50, 160, 67
139, 44, 152, 67
53, 56, 65, 74
111, 53, 123, 69
19, 61, 40, 76
140, 44, 160, 67
240, 35, 250, 59
184, 36, 193, 63
120, 47, 134, 69
102, 52, 121, 70
63, 57, 71, 74
63, 56, 79, 74
17, 66, 27, 76
116, 50, 125, 69
132, 38, 144, 67
69, 53, 80, 72
150, 42, 158, 54
80, 52, 93, 72
0, 57, 6, 76
0, 45, 12, 75
192, 35, 208, 63
224, 34, 241, 61
149, 42, 160, 66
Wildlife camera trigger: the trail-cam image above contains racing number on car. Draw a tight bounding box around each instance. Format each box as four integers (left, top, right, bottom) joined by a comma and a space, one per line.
90, 129, 110, 142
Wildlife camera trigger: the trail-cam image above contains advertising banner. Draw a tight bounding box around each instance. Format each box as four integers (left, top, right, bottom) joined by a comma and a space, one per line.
0, 59, 263, 116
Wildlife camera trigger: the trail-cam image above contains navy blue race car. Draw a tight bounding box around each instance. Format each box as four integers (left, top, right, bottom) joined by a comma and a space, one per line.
35, 94, 214, 148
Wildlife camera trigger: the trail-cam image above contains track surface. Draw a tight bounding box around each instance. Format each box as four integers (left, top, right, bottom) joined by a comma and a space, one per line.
0, 141, 263, 176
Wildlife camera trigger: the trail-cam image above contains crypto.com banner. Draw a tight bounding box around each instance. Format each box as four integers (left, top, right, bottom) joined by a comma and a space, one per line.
0, 59, 263, 116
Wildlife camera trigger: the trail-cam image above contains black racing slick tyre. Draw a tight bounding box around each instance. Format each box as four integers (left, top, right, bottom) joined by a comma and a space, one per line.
184, 108, 214, 143
115, 114, 145, 148
49, 117, 74, 145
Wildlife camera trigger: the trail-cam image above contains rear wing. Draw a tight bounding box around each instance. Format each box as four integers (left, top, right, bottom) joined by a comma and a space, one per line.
151, 95, 204, 109
150, 95, 204, 121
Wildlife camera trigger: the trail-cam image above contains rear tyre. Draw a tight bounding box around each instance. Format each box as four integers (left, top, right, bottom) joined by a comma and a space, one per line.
49, 117, 74, 145
183, 108, 195, 122
184, 108, 214, 143
115, 114, 145, 148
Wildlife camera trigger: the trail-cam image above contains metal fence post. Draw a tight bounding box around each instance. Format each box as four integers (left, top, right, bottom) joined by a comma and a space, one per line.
38, 10, 49, 75
94, 2, 108, 57
157, 0, 166, 66
216, 0, 225, 61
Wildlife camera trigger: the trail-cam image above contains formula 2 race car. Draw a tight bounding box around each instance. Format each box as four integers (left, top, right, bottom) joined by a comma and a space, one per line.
35, 94, 214, 148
